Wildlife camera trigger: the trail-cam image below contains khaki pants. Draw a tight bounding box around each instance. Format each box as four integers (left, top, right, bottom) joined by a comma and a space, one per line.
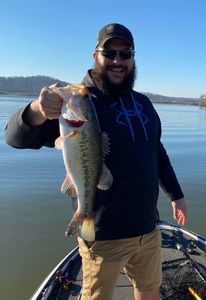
78, 228, 162, 300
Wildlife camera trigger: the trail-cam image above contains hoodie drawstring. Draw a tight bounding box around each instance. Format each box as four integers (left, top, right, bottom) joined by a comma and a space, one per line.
114, 94, 149, 142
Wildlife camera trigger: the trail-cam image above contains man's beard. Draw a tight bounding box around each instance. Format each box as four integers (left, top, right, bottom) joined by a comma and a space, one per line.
91, 61, 136, 97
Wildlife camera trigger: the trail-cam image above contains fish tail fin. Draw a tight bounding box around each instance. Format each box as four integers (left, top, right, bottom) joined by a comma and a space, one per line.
81, 218, 95, 242
55, 83, 88, 96
69, 83, 88, 96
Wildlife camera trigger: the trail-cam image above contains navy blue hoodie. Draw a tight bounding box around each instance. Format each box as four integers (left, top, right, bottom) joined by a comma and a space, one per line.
5, 70, 184, 240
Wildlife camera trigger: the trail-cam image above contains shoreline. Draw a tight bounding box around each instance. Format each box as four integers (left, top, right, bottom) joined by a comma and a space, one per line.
151, 100, 199, 106
0, 92, 203, 106
0, 92, 37, 97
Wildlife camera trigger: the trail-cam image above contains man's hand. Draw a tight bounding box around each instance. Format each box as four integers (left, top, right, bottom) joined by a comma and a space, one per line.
24, 83, 63, 126
171, 198, 187, 225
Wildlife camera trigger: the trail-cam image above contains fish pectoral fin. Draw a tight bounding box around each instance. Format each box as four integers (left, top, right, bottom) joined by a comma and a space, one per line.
97, 163, 113, 190
55, 136, 64, 150
67, 130, 78, 138
61, 176, 77, 198
101, 132, 110, 157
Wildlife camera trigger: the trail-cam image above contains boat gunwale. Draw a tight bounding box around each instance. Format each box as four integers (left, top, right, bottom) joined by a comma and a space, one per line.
30, 246, 79, 300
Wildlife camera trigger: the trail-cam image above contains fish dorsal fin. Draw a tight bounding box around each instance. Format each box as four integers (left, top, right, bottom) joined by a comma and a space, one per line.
101, 132, 110, 158
97, 163, 113, 190
61, 176, 77, 198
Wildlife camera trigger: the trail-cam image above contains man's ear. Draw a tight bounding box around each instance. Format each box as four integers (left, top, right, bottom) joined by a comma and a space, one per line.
93, 51, 97, 60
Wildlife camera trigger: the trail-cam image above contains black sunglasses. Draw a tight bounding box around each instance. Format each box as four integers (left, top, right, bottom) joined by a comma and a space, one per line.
96, 48, 135, 60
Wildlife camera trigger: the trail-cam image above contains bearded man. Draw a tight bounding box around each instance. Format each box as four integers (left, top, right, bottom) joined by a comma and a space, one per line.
5, 23, 186, 300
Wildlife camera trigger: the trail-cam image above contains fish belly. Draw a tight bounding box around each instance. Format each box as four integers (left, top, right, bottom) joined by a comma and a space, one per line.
62, 128, 102, 217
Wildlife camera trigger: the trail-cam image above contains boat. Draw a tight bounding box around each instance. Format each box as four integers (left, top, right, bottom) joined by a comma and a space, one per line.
30, 221, 206, 300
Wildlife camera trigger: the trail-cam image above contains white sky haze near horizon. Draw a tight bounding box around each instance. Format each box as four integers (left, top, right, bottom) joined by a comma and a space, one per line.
0, 0, 205, 98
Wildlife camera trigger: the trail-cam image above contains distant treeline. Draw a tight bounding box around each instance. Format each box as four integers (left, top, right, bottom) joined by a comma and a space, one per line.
199, 94, 206, 107
0, 76, 67, 96
0, 75, 199, 104
145, 92, 198, 105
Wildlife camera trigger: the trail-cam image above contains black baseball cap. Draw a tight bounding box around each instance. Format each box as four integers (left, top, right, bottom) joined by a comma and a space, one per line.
96, 23, 134, 50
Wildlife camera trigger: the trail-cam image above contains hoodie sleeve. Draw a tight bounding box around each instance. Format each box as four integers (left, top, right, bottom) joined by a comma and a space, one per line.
5, 104, 60, 149
158, 141, 184, 200
157, 115, 184, 201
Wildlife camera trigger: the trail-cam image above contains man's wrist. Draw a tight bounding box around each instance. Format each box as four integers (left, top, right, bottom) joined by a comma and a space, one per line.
23, 100, 47, 126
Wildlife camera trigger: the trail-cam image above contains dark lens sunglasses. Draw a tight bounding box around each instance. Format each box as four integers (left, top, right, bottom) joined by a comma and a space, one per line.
96, 48, 135, 60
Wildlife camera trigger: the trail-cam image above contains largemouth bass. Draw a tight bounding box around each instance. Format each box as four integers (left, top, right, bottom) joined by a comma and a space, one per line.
54, 84, 113, 241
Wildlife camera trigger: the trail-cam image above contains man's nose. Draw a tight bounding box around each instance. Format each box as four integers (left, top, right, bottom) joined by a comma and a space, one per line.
113, 55, 122, 63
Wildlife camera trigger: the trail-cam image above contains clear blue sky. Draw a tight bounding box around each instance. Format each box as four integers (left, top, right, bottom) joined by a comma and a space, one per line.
0, 0, 205, 98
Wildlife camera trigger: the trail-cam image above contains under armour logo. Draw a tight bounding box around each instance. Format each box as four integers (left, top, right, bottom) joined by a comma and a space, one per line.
110, 96, 149, 142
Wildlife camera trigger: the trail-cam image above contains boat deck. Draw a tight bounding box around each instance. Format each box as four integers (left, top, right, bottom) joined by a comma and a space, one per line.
70, 234, 205, 299
31, 223, 206, 300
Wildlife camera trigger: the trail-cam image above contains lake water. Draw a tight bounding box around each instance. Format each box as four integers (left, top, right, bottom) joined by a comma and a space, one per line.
0, 95, 206, 300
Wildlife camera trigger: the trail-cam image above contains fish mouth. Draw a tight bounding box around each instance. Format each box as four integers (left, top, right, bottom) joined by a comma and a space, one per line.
63, 107, 87, 128
64, 119, 85, 128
